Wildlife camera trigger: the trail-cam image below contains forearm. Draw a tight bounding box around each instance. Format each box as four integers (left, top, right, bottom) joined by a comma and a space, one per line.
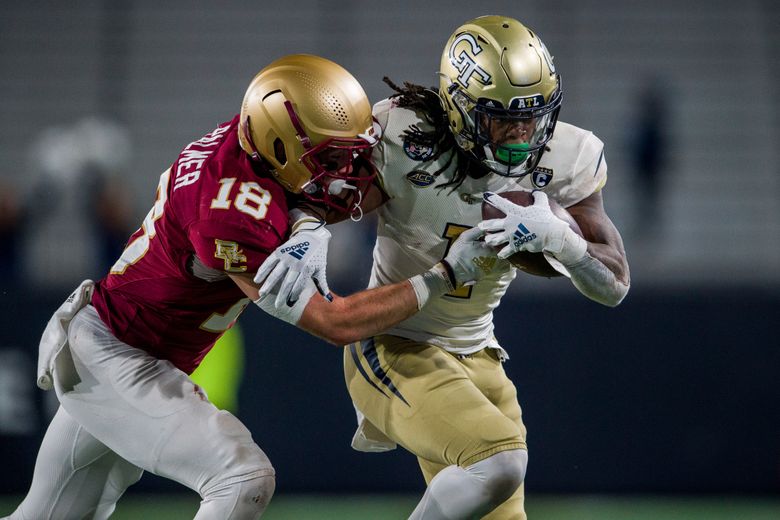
562, 191, 630, 306
565, 250, 630, 307
298, 261, 457, 345
298, 280, 420, 345
587, 242, 629, 285
253, 217, 490, 345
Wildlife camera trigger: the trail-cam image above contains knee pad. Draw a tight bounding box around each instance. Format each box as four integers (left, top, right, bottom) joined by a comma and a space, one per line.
197, 410, 276, 510
466, 449, 527, 505
199, 472, 276, 519
232, 473, 276, 515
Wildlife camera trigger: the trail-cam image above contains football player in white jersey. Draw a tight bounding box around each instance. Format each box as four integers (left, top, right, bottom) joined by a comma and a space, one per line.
256, 15, 630, 520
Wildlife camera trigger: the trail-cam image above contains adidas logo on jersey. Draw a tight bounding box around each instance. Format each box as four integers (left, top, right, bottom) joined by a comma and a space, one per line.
512, 223, 537, 247
280, 241, 310, 260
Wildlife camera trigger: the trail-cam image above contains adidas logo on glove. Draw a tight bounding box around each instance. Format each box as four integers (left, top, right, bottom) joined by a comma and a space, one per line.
512, 223, 537, 247
280, 241, 310, 260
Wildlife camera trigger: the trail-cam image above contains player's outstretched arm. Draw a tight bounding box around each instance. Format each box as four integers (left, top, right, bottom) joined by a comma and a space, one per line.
298, 282, 421, 345
234, 227, 500, 345
230, 270, 421, 345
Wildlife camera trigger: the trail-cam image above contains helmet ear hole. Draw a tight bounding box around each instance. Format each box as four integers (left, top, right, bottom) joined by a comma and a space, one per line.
273, 137, 287, 165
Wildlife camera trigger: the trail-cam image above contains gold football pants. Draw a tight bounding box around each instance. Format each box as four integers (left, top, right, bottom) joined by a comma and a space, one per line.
344, 335, 527, 519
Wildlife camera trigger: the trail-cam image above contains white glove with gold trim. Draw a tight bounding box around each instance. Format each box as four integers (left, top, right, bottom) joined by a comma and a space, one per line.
408, 227, 500, 309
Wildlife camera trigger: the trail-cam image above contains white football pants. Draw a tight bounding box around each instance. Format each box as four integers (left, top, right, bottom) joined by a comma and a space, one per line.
5, 305, 275, 519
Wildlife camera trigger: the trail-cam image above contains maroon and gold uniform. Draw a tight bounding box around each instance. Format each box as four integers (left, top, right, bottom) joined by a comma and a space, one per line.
10, 54, 381, 520
93, 115, 288, 374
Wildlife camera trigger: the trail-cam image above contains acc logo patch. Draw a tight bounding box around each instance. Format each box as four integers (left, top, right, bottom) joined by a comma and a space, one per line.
403, 139, 435, 161
406, 170, 436, 188
532, 167, 554, 188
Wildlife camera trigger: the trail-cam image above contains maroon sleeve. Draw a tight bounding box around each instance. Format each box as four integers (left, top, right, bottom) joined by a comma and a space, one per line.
188, 217, 285, 274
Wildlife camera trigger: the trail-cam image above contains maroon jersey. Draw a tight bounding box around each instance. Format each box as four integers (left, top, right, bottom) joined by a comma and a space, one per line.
92, 115, 289, 373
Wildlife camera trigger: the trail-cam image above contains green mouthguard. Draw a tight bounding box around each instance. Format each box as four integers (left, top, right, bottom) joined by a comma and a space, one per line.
495, 143, 530, 165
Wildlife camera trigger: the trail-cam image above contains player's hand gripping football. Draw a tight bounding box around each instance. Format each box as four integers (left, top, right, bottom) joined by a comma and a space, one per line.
254, 220, 333, 307
479, 191, 587, 266
443, 226, 502, 286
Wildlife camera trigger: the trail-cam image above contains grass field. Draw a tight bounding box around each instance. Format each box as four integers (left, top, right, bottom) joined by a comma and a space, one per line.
2, 494, 779, 519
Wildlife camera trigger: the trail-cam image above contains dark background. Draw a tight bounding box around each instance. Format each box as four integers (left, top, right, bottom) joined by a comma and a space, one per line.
1, 0, 779, 502
2, 285, 777, 495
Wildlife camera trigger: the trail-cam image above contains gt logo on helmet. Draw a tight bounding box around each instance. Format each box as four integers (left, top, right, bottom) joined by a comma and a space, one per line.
449, 33, 492, 88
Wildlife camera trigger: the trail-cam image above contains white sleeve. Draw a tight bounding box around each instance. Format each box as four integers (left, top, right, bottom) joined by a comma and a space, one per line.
567, 254, 629, 307
548, 129, 608, 208
371, 99, 394, 198
565, 133, 608, 206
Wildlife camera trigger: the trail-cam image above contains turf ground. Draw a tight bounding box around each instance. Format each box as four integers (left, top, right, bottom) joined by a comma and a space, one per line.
2, 494, 779, 519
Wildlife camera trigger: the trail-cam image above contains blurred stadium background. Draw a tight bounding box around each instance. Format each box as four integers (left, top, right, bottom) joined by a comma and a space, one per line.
1, 0, 778, 518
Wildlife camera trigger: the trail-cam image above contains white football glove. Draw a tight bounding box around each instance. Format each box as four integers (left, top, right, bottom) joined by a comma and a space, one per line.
408, 226, 502, 309
479, 191, 587, 265
254, 220, 332, 308
254, 276, 317, 326
443, 226, 501, 286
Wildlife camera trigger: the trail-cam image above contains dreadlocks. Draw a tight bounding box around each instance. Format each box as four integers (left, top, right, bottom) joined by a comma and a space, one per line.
383, 77, 485, 192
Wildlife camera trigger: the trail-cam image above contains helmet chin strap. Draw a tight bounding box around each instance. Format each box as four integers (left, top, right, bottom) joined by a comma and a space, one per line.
327, 179, 364, 222
327, 178, 354, 195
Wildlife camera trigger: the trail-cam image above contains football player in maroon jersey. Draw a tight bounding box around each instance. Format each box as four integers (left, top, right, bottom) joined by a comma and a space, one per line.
7, 54, 496, 519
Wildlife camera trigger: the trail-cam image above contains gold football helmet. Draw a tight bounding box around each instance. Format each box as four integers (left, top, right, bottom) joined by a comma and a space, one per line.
239, 54, 379, 212
439, 16, 562, 177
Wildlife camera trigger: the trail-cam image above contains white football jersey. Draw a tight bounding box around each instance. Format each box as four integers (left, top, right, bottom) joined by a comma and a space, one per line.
369, 98, 608, 355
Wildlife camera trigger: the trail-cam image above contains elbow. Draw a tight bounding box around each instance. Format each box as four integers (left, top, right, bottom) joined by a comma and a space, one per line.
579, 280, 629, 308
601, 281, 630, 308
317, 314, 373, 345
306, 318, 350, 345
319, 329, 356, 346
323, 320, 368, 345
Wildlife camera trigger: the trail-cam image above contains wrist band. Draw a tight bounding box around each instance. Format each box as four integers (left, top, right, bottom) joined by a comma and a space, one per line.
408, 263, 454, 310
554, 229, 588, 266
289, 208, 325, 234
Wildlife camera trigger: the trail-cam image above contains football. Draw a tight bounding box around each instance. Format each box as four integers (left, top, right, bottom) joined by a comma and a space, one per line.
481, 191, 583, 277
